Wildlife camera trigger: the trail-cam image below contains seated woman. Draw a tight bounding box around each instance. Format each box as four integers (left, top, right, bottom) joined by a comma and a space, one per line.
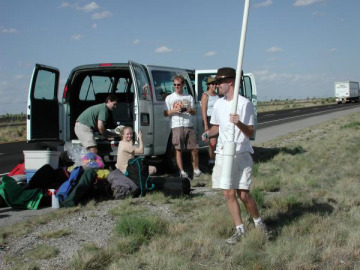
115, 126, 156, 175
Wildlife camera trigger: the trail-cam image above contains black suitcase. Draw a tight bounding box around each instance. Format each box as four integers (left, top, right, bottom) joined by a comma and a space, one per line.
163, 177, 191, 197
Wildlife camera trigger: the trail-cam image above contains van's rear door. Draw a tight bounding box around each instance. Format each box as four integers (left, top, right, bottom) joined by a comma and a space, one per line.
128, 61, 154, 155
27, 64, 60, 141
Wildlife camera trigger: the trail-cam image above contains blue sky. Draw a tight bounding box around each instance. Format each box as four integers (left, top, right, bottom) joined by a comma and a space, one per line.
1, 0, 359, 114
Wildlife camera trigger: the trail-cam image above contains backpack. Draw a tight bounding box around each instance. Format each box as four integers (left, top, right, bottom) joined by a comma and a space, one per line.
126, 157, 154, 197
56, 166, 84, 202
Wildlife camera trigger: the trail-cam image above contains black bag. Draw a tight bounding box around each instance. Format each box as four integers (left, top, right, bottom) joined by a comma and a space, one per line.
163, 177, 191, 197
126, 157, 154, 197
27, 164, 56, 189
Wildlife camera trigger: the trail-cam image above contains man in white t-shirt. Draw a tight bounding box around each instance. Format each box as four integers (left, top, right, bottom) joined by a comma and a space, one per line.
164, 75, 202, 178
202, 67, 269, 244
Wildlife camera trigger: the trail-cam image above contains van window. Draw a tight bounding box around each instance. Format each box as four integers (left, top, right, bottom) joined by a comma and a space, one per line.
116, 77, 132, 94
243, 76, 252, 100
79, 75, 114, 101
34, 69, 57, 100
196, 74, 214, 102
152, 70, 192, 101
131, 65, 151, 101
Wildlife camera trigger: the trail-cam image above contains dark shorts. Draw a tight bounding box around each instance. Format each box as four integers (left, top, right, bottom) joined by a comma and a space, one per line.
203, 116, 214, 129
171, 127, 198, 150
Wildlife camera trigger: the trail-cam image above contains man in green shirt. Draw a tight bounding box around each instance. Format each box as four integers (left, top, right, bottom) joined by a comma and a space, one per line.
75, 95, 117, 153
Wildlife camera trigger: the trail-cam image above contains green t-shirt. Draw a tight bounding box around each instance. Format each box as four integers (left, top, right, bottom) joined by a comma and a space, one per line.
76, 103, 108, 130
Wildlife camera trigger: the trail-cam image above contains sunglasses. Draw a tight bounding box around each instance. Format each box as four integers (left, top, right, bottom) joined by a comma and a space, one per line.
173, 84, 182, 87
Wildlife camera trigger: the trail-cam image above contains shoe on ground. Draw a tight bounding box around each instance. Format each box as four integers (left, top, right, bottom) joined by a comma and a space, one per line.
225, 229, 246, 245
255, 221, 270, 239
180, 171, 188, 178
193, 170, 202, 177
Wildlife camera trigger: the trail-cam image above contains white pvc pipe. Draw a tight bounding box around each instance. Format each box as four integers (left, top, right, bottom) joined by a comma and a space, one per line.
220, 0, 251, 186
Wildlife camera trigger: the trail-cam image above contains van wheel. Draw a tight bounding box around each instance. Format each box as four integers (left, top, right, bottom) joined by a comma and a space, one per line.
162, 137, 177, 174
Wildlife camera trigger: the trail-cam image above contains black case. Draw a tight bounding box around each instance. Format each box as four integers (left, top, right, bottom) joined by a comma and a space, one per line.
163, 177, 191, 197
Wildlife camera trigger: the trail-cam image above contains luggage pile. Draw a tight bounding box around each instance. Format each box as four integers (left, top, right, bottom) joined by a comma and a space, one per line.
0, 153, 192, 210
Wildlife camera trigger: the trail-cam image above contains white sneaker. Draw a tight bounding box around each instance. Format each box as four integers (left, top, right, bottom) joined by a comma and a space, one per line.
225, 229, 246, 245
180, 171, 188, 178
193, 170, 202, 177
255, 221, 270, 239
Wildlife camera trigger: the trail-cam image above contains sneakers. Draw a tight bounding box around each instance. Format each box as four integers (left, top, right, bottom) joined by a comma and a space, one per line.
255, 221, 270, 239
225, 229, 246, 245
180, 170, 189, 178
193, 169, 202, 177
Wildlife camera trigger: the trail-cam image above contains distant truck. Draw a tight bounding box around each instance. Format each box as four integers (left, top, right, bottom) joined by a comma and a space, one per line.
334, 81, 360, 104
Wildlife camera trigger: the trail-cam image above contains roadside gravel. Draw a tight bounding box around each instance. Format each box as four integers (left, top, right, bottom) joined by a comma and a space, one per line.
0, 183, 216, 270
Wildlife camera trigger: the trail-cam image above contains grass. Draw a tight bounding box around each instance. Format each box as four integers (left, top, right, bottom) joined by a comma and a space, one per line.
257, 97, 336, 112
0, 125, 26, 143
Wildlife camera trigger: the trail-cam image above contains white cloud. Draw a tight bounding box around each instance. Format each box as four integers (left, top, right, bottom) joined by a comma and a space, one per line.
253, 69, 314, 83
71, 34, 83, 40
255, 0, 273, 8
155, 46, 173, 54
92, 23, 97, 29
204, 51, 216, 57
266, 46, 283, 53
92, 11, 112, 20
293, 0, 326, 7
77, 2, 99, 12
0, 27, 17, 34
59, 2, 69, 8
133, 39, 141, 45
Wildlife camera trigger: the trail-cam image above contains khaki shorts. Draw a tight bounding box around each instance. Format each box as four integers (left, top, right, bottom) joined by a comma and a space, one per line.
212, 152, 253, 190
74, 122, 97, 149
171, 127, 198, 150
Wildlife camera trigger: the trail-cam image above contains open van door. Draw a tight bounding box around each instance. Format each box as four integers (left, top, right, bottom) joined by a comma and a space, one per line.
128, 61, 154, 155
27, 64, 60, 141
195, 70, 258, 139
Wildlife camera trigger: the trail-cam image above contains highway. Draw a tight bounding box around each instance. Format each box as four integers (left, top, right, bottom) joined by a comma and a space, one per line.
1, 103, 360, 174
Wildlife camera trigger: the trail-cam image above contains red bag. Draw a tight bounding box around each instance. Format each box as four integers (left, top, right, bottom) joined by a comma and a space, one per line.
8, 163, 25, 176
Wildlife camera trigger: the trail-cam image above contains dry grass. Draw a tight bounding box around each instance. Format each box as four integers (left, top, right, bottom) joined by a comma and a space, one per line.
0, 125, 26, 143
257, 98, 335, 112
80, 109, 359, 270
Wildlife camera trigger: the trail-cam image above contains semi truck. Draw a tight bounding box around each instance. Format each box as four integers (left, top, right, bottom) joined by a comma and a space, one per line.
334, 81, 360, 104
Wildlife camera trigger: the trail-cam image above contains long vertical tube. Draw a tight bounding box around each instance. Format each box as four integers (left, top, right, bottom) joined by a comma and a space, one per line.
220, 0, 251, 186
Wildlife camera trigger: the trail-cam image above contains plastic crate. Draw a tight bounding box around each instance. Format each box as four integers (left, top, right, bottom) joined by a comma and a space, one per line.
23, 150, 60, 170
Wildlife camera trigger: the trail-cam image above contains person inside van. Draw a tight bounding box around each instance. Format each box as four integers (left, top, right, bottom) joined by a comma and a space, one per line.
74, 94, 117, 154
163, 75, 202, 178
115, 126, 157, 175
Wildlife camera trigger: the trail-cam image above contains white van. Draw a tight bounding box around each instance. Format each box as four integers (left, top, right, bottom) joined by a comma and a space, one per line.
27, 61, 257, 169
